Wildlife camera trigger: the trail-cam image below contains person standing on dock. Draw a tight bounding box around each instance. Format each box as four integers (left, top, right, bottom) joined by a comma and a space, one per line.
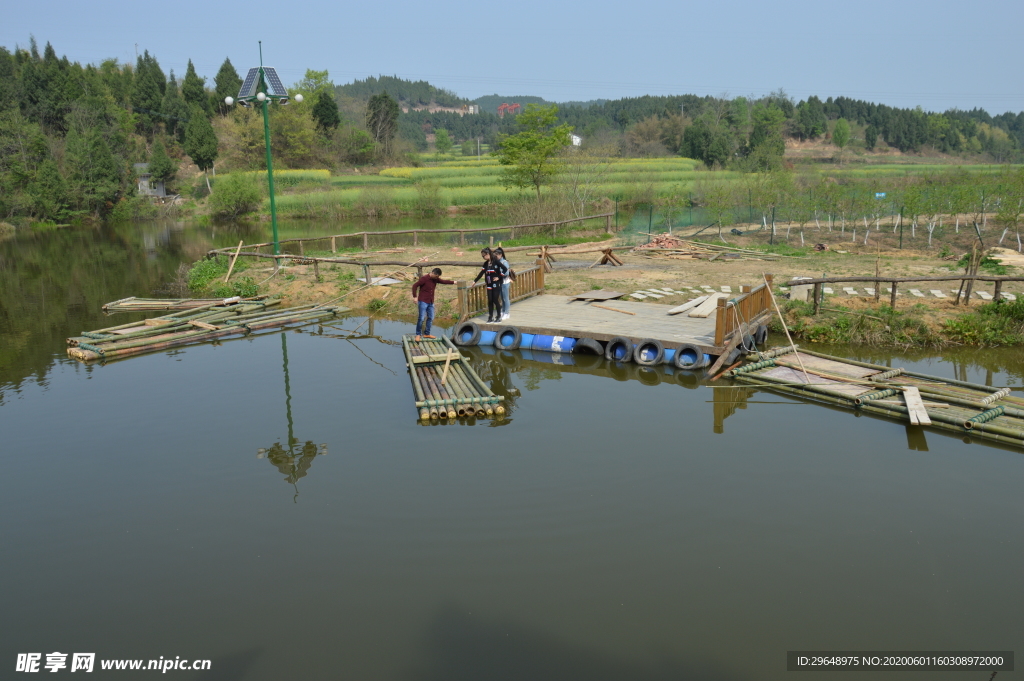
474, 248, 508, 323
411, 268, 454, 341
495, 247, 513, 321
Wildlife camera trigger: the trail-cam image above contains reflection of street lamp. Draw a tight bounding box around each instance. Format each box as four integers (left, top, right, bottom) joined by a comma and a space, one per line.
223, 41, 303, 258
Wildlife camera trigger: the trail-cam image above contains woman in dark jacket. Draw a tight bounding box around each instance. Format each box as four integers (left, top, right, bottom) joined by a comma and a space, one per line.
474, 248, 509, 323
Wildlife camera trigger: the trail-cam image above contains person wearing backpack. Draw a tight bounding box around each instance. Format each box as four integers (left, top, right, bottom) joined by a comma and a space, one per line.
494, 247, 514, 321
473, 248, 508, 323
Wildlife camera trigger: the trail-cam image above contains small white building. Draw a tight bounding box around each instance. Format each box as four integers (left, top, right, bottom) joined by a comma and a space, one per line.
134, 163, 166, 198
570, 134, 583, 147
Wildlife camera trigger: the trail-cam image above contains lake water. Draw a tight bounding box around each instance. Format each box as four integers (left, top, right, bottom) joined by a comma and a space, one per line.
2, 222, 1021, 680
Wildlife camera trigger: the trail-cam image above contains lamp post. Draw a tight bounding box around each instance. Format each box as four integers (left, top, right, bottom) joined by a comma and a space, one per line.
224, 42, 303, 257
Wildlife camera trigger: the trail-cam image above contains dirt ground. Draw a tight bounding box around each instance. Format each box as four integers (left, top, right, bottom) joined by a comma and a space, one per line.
250, 231, 1024, 331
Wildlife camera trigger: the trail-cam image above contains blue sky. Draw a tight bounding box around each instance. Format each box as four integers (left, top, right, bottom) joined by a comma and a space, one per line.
4, 0, 1023, 114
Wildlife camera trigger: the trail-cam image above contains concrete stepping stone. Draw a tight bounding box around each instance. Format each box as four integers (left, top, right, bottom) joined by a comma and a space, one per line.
630, 293, 647, 300
865, 287, 876, 296
909, 289, 925, 297
843, 287, 858, 295
644, 292, 663, 299
720, 285, 732, 293
1001, 293, 1017, 301
930, 290, 947, 298
646, 289, 669, 296
977, 291, 993, 300
659, 287, 675, 293
780, 287, 790, 292
823, 287, 834, 294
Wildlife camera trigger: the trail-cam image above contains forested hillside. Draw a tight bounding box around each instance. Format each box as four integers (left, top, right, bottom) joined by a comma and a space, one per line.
336, 76, 468, 108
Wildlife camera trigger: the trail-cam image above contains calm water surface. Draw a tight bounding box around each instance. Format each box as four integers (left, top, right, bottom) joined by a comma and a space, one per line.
1, 223, 1021, 680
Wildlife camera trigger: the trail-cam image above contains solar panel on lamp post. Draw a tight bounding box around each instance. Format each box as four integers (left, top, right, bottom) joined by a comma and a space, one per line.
223, 42, 303, 259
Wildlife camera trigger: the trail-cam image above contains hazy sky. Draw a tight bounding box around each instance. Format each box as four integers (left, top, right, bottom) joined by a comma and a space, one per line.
4, 0, 1023, 114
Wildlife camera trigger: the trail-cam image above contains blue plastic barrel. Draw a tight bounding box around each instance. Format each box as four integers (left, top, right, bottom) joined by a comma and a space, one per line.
479, 330, 497, 346
531, 334, 577, 353
519, 333, 535, 349
606, 339, 633, 361
663, 348, 676, 364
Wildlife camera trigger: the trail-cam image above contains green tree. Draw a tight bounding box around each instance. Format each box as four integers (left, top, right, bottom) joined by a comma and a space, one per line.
746, 103, 786, 170
65, 126, 124, 215
864, 124, 878, 151
833, 118, 851, 163
462, 137, 478, 156
794, 96, 827, 140
28, 158, 68, 221
493, 104, 573, 202
214, 58, 242, 115
311, 90, 340, 134
181, 60, 210, 115
434, 128, 453, 155
148, 136, 177, 185
160, 71, 189, 142
208, 172, 262, 217
296, 69, 333, 97
365, 91, 399, 158
681, 116, 733, 168
184, 105, 218, 191
131, 50, 165, 135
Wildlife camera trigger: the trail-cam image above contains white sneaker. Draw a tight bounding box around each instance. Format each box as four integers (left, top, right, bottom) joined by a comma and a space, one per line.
503, 313, 510, 321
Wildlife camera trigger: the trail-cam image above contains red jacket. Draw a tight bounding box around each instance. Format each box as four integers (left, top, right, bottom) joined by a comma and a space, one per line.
412, 275, 454, 304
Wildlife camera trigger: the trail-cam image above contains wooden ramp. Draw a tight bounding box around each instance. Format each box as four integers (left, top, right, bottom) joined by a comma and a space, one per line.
472, 295, 734, 354
729, 347, 1024, 448
402, 335, 506, 421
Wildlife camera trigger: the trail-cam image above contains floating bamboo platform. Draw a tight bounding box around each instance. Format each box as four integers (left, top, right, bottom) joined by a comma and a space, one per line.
402, 335, 505, 421
67, 300, 347, 362
729, 346, 1024, 448
102, 295, 270, 313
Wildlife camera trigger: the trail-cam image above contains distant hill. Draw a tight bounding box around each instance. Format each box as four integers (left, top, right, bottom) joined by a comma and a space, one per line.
336, 76, 470, 108
473, 94, 607, 114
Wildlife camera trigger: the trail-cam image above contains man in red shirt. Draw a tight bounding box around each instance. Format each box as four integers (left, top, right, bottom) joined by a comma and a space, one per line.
411, 268, 454, 340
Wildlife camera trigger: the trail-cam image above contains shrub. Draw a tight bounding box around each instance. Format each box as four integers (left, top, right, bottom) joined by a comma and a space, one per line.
208, 173, 263, 217
414, 181, 446, 216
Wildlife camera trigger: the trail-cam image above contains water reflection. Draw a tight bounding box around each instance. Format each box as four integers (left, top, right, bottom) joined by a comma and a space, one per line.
255, 333, 327, 501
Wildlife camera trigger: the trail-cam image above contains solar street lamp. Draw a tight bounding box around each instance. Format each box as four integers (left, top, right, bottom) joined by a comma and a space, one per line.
223, 42, 303, 257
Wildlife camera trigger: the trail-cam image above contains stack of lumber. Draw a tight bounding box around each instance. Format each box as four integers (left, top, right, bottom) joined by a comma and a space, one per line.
67, 300, 347, 362
634, 239, 782, 261
402, 335, 505, 421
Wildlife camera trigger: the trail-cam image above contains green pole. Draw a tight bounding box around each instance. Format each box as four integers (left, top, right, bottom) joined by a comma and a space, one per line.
261, 92, 280, 256
899, 206, 904, 249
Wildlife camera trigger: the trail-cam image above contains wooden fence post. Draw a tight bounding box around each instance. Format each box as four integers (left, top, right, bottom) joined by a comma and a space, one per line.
535, 259, 546, 290
813, 283, 822, 315
362, 264, 371, 284
460, 231, 465, 246
331, 236, 336, 253
890, 282, 898, 308
714, 297, 728, 346
413, 231, 418, 246
994, 279, 1003, 303
298, 240, 304, 256
313, 260, 321, 283
362, 233, 368, 251
605, 214, 612, 234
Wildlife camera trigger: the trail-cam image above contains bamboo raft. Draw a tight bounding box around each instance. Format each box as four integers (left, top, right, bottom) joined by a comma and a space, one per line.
729, 346, 1024, 448
401, 335, 506, 421
102, 296, 270, 312
67, 300, 348, 362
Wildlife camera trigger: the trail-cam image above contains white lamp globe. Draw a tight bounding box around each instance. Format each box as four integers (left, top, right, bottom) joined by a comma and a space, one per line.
256, 92, 266, 102
224, 96, 234, 106
294, 94, 303, 103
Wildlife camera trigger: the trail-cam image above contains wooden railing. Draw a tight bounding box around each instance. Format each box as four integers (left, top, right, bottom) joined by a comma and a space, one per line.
206, 213, 615, 256
714, 275, 774, 346
457, 259, 546, 322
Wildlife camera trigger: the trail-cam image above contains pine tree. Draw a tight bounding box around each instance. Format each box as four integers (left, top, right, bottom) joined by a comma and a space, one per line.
65, 127, 123, 215
161, 72, 190, 142
311, 90, 340, 134
214, 58, 242, 115
28, 158, 68, 220
148, 136, 177, 185
184, 105, 218, 191
132, 50, 163, 135
181, 59, 210, 115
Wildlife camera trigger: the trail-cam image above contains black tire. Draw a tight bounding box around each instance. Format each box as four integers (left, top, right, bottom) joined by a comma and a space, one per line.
493, 325, 522, 351
724, 347, 743, 365
604, 336, 633, 362
633, 338, 665, 366
673, 343, 708, 370
636, 366, 662, 387
452, 321, 481, 346
754, 324, 768, 345
573, 337, 604, 355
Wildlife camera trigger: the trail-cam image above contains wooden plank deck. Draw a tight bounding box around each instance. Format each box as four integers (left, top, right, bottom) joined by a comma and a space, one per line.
472, 294, 762, 353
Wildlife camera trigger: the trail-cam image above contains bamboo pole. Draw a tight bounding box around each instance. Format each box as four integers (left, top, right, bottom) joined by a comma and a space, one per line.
763, 273, 810, 383
224, 240, 244, 283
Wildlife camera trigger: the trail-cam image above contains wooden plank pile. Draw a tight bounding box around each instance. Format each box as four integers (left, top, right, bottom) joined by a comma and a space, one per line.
634, 238, 781, 261
102, 296, 269, 313
67, 300, 347, 362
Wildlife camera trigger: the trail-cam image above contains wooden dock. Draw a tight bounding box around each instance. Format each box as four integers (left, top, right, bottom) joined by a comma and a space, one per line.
462, 276, 775, 357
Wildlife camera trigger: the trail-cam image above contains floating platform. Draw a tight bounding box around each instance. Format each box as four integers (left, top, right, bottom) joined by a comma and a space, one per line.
402, 335, 505, 421
102, 295, 270, 313
67, 301, 347, 362
730, 346, 1024, 448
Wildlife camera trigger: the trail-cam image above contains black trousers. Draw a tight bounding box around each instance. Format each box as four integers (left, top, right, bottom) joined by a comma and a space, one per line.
487, 287, 502, 319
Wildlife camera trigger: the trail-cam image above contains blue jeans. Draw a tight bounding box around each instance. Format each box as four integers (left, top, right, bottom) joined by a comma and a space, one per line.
415, 301, 435, 336
501, 282, 511, 315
